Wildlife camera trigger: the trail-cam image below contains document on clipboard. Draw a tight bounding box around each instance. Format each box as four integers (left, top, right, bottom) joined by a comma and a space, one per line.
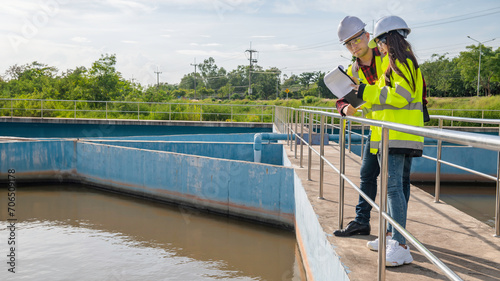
324, 66, 366, 108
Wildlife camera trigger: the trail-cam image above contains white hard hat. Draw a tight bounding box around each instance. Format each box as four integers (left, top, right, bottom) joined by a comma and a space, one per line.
368, 15, 411, 48
338, 16, 366, 43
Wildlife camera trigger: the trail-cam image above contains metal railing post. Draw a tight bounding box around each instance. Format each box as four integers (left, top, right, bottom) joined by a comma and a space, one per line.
272, 106, 275, 124
435, 118, 443, 203
287, 108, 290, 147
319, 114, 325, 199
451, 109, 454, 127
300, 110, 304, 168
338, 117, 346, 229
283, 108, 290, 145
308, 112, 313, 181
106, 102, 108, 119
378, 126, 389, 281
231, 105, 233, 122
295, 110, 298, 158
169, 104, 171, 121
261, 106, 264, 123
74, 101, 77, 119
331, 108, 335, 134
289, 108, 293, 151
200, 104, 203, 121
496, 126, 500, 237
11, 100, 13, 117
41, 100, 44, 118
348, 120, 352, 153
361, 111, 365, 160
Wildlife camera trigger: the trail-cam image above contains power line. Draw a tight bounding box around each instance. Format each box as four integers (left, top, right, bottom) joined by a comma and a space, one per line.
245, 42, 258, 95
154, 67, 162, 88
413, 7, 500, 29
190, 58, 199, 98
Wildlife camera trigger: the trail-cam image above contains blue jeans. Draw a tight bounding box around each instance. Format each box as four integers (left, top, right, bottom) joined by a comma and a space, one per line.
382, 153, 413, 245
354, 133, 380, 226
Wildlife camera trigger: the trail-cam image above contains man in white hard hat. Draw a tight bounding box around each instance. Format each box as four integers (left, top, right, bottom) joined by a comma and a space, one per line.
333, 16, 385, 237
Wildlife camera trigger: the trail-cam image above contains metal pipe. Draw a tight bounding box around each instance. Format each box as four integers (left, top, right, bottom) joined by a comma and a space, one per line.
300, 110, 304, 168
308, 112, 313, 181
319, 114, 325, 199
289, 108, 292, 149
377, 126, 389, 281
285, 109, 289, 146
348, 120, 352, 153
496, 126, 500, 237
361, 110, 366, 160
435, 118, 443, 203
338, 117, 346, 229
295, 110, 298, 159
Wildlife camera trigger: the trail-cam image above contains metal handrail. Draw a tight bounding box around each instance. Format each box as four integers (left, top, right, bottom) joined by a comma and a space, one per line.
0, 98, 274, 122
275, 106, 500, 281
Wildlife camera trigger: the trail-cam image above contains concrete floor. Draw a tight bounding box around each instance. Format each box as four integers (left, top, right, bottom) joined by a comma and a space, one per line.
283, 139, 500, 281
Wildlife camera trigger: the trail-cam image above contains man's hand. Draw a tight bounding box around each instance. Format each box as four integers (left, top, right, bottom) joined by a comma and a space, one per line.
342, 104, 357, 116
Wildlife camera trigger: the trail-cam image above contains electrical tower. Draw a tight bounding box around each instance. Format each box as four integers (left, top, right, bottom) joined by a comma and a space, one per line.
245, 42, 258, 95
154, 67, 162, 88
190, 58, 199, 99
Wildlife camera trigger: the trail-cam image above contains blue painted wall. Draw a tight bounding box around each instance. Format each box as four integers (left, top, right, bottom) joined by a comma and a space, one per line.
0, 140, 74, 180
0, 122, 272, 138
88, 140, 283, 165
0, 139, 294, 227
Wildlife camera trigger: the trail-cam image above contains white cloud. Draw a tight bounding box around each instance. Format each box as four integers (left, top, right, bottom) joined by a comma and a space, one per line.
252, 35, 275, 38
72, 37, 91, 43
0, 0, 499, 86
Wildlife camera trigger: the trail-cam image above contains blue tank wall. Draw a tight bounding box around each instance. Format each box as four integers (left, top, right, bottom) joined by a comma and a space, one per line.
0, 139, 294, 227
0, 121, 272, 138
88, 140, 282, 165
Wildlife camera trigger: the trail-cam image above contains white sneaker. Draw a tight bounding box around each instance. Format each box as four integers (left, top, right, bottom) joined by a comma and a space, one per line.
366, 235, 392, 251
385, 240, 413, 267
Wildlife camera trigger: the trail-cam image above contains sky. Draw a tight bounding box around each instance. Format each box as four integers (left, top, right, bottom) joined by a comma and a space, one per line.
1, 0, 499, 87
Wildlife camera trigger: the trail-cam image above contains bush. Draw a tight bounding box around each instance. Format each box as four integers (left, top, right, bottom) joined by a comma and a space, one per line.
303, 95, 319, 104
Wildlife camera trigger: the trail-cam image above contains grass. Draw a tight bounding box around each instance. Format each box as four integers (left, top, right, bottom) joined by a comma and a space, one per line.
1, 96, 498, 125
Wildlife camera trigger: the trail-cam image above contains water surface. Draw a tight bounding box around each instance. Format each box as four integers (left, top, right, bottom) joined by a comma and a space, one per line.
0, 184, 304, 280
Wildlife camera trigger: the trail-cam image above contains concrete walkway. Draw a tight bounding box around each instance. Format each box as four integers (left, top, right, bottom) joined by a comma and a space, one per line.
283, 139, 500, 281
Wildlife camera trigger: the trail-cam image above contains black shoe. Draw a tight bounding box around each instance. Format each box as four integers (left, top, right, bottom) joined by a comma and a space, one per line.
333, 221, 370, 237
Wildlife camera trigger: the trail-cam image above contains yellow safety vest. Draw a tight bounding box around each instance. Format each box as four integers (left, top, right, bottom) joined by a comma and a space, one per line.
361, 57, 424, 155
346, 51, 385, 119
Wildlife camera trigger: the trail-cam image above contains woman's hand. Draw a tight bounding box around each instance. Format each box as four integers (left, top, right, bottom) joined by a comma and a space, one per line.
342, 104, 357, 116
351, 84, 360, 92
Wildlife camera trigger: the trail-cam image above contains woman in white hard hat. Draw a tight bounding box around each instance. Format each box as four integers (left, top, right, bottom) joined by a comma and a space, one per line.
352, 15, 425, 267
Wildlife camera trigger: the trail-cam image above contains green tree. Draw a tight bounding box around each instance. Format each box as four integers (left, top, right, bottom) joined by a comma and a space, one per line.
457, 45, 499, 96
420, 54, 467, 97
179, 72, 204, 90
87, 54, 123, 101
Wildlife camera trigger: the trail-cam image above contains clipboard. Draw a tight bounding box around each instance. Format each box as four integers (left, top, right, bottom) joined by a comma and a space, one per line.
324, 66, 366, 108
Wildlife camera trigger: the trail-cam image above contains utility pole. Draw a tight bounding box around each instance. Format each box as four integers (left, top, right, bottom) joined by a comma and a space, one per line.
467, 36, 496, 96
190, 58, 199, 99
154, 67, 162, 88
245, 42, 258, 96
